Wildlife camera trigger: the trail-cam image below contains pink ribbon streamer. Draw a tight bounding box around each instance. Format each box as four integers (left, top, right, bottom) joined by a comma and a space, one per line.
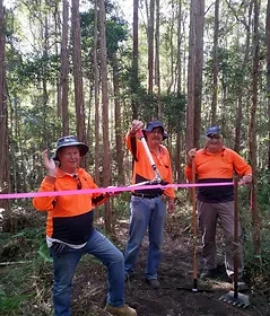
0, 182, 233, 200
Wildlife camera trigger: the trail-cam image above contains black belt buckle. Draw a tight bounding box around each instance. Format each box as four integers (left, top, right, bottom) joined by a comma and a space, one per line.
132, 193, 160, 199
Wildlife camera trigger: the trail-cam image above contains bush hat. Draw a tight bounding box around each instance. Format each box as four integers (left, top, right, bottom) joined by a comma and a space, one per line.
142, 121, 168, 140
52, 135, 89, 161
206, 126, 221, 137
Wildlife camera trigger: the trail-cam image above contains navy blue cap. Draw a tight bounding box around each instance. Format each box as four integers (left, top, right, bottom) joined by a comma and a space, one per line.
143, 121, 168, 140
206, 126, 221, 136
52, 135, 89, 161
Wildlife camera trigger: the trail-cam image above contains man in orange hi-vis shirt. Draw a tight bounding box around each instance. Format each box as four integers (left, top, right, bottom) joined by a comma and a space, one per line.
124, 120, 175, 289
33, 136, 137, 316
185, 126, 252, 290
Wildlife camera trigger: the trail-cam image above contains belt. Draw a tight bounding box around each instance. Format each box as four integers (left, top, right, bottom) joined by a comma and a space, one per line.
132, 192, 162, 199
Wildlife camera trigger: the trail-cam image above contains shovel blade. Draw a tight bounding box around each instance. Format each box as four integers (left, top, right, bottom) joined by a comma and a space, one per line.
219, 290, 250, 308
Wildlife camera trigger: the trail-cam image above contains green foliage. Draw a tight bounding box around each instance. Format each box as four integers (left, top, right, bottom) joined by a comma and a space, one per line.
257, 169, 270, 213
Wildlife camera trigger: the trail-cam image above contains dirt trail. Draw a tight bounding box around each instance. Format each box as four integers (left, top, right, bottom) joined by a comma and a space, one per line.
67, 219, 270, 316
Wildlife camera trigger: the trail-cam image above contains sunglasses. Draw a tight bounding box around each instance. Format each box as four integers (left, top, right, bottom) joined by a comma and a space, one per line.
73, 175, 82, 190
207, 134, 221, 140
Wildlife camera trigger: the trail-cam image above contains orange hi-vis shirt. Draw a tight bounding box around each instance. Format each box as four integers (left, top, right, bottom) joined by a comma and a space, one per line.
185, 147, 252, 203
33, 167, 108, 245
126, 132, 175, 199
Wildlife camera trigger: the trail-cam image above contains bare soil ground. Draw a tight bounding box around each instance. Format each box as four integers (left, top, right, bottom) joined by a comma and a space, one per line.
65, 219, 270, 316
1, 214, 270, 316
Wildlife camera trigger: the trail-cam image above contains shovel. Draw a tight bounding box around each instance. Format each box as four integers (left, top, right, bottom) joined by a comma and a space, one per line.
175, 158, 213, 293
219, 178, 250, 308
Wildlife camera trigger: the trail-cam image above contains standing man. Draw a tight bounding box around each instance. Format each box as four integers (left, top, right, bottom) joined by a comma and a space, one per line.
33, 136, 137, 316
185, 126, 252, 287
124, 120, 175, 289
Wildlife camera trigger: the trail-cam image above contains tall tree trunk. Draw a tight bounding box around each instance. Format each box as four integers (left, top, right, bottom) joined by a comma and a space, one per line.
148, 0, 155, 94
249, 0, 261, 261
176, 0, 182, 94
233, 1, 253, 153
0, 0, 9, 211
167, 0, 175, 94
112, 54, 124, 184
94, 0, 100, 185
175, 0, 182, 183
266, 0, 270, 169
99, 0, 112, 233
186, 0, 205, 152
42, 17, 49, 147
131, 0, 139, 119
155, 0, 162, 119
61, 0, 70, 136
211, 0, 219, 126
71, 0, 87, 168
54, 1, 61, 118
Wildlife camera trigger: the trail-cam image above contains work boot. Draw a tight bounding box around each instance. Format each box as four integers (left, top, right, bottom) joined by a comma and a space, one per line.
146, 279, 160, 289
105, 304, 137, 316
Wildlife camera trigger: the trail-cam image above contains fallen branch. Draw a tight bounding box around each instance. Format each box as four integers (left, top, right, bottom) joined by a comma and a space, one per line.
0, 260, 32, 266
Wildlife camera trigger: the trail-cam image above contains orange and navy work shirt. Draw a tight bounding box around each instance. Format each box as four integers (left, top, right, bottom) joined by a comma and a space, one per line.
32, 167, 108, 245
185, 147, 252, 203
126, 132, 175, 199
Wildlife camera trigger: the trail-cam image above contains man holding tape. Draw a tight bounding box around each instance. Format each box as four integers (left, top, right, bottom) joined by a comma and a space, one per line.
185, 126, 252, 288
33, 136, 137, 316
124, 120, 175, 289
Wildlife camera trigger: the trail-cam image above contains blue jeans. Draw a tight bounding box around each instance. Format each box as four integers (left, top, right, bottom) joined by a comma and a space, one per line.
50, 229, 125, 316
124, 195, 166, 280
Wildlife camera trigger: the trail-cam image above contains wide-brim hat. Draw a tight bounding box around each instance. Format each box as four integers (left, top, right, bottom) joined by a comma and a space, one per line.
142, 121, 168, 140
52, 135, 89, 161
206, 126, 221, 137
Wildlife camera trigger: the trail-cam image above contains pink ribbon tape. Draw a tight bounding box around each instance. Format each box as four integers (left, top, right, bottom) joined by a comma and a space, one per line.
0, 182, 233, 200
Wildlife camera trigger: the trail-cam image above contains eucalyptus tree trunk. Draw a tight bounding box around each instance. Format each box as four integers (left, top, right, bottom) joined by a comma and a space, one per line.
112, 54, 124, 185
42, 16, 49, 146
54, 1, 61, 119
186, 0, 205, 152
266, 0, 270, 169
175, 0, 182, 183
61, 0, 70, 136
176, 0, 182, 94
210, 0, 219, 126
147, 0, 155, 94
0, 0, 9, 211
155, 0, 162, 119
231, 0, 253, 153
99, 0, 112, 233
71, 0, 87, 168
93, 0, 100, 185
167, 0, 175, 94
249, 0, 261, 261
131, 0, 139, 119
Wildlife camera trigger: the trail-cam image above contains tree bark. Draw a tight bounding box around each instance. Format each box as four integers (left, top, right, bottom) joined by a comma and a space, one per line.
266, 0, 270, 169
186, 0, 205, 152
210, 0, 219, 126
71, 0, 87, 168
249, 0, 261, 261
155, 0, 162, 119
99, 0, 112, 233
61, 0, 70, 136
131, 0, 139, 119
0, 0, 9, 211
112, 54, 124, 185
147, 0, 155, 94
